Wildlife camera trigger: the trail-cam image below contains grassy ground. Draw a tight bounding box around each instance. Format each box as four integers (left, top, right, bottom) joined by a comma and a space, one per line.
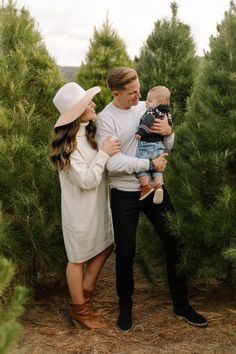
16, 253, 236, 354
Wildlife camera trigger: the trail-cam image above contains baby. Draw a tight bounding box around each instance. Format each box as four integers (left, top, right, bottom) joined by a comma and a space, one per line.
135, 86, 173, 204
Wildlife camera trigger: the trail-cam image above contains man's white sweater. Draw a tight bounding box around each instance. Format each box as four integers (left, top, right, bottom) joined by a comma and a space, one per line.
96, 101, 174, 192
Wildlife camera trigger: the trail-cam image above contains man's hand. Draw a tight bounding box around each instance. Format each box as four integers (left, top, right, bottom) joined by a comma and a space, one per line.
152, 153, 168, 172
135, 134, 141, 140
149, 115, 173, 136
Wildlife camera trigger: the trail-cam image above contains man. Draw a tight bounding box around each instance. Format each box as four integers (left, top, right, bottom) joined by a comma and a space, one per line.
96, 67, 207, 332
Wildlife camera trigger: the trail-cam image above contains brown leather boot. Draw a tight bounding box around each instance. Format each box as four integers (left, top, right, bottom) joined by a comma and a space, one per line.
83, 289, 93, 310
83, 289, 106, 316
70, 302, 107, 329
139, 184, 154, 201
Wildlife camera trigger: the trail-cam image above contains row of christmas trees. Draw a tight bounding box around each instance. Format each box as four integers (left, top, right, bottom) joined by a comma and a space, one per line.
0, 0, 235, 351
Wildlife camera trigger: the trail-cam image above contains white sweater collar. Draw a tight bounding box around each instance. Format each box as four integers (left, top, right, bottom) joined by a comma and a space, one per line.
77, 122, 89, 137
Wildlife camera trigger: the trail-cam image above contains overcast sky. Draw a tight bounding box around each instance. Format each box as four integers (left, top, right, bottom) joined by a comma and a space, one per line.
16, 0, 231, 67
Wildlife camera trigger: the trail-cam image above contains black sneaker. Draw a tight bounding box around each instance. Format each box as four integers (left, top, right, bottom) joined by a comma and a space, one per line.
117, 308, 133, 332
174, 303, 208, 327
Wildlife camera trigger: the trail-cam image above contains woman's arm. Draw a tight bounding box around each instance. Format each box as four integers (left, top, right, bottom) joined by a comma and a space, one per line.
68, 149, 109, 190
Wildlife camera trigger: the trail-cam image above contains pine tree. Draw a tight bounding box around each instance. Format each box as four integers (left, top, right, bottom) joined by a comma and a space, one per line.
135, 2, 197, 125
0, 256, 28, 354
76, 16, 133, 112
0, 1, 66, 285
166, 1, 236, 293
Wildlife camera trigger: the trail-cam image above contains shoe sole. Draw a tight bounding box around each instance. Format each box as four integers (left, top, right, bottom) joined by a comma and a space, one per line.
139, 188, 154, 201
117, 324, 133, 333
174, 314, 208, 327
153, 188, 163, 204
71, 318, 107, 330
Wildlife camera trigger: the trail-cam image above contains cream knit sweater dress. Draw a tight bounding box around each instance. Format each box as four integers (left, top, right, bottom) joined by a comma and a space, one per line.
59, 122, 113, 263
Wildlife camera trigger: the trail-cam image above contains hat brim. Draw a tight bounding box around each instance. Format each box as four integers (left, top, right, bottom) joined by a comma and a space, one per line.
54, 86, 101, 128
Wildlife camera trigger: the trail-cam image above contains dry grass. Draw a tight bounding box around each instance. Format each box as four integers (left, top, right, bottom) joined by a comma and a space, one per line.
16, 253, 236, 354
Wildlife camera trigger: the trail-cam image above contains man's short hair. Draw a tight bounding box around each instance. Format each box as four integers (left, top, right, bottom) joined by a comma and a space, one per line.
107, 67, 137, 91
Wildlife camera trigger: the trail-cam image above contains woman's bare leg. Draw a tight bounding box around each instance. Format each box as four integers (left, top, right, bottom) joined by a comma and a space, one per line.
66, 261, 85, 304
83, 244, 114, 291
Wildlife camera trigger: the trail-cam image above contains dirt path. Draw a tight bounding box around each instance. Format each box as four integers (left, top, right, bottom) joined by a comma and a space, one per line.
17, 253, 236, 354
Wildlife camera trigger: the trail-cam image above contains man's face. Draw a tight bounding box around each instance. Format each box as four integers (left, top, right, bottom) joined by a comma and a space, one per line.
113, 79, 141, 109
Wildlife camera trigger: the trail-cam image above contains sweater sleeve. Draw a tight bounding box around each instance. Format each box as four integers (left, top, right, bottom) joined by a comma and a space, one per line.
136, 111, 155, 137
106, 152, 149, 174
163, 132, 175, 152
96, 113, 149, 174
67, 149, 109, 190
139, 109, 156, 128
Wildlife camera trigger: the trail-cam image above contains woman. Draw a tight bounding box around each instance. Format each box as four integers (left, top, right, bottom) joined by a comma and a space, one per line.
51, 82, 121, 329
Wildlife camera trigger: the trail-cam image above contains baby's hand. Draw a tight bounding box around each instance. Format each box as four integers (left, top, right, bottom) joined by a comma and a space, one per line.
135, 134, 141, 140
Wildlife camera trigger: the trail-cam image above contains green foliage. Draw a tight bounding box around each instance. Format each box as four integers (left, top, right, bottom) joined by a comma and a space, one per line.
76, 16, 133, 112
0, 256, 28, 354
0, 1, 66, 285
166, 1, 236, 284
136, 2, 198, 125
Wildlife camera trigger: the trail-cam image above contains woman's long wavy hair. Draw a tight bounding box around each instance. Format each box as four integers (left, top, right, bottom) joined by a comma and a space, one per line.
50, 118, 97, 171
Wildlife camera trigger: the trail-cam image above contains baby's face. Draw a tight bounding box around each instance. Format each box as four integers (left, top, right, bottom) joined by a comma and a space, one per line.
145, 92, 159, 108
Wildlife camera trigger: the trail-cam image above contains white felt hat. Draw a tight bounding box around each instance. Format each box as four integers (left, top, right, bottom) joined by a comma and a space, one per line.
53, 82, 101, 128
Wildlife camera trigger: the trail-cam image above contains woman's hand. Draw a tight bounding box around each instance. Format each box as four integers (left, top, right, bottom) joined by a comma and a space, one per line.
152, 153, 168, 172
149, 115, 173, 136
101, 136, 122, 157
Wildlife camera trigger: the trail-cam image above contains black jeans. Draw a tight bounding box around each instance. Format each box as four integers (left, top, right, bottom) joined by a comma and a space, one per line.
110, 187, 187, 308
